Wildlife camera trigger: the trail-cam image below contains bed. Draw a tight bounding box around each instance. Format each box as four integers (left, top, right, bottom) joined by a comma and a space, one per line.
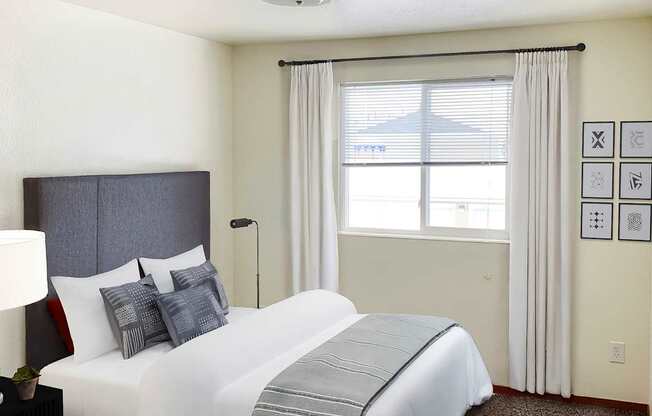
24, 171, 492, 416
40, 307, 259, 416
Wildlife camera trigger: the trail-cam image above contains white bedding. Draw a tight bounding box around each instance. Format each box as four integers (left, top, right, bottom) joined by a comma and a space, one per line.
41, 307, 258, 416
217, 322, 492, 416
42, 291, 492, 416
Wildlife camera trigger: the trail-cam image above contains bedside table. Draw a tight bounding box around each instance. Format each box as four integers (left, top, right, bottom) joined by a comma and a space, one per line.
0, 377, 63, 416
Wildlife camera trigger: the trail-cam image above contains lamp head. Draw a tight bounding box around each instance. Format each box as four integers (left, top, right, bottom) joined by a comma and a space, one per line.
230, 218, 254, 229
0, 230, 48, 311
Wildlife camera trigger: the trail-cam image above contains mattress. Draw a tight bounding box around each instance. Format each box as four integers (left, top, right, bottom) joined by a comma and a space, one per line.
40, 307, 259, 416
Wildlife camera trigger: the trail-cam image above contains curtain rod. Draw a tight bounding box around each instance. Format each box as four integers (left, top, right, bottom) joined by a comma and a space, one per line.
278, 42, 586, 67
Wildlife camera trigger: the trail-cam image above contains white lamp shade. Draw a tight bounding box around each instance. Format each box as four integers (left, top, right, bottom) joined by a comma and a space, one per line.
0, 230, 48, 311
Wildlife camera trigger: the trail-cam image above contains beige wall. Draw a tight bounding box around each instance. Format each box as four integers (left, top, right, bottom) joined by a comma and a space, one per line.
0, 0, 233, 375
232, 18, 652, 403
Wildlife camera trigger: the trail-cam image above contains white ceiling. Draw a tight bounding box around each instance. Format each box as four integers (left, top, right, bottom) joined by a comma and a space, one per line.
63, 0, 652, 44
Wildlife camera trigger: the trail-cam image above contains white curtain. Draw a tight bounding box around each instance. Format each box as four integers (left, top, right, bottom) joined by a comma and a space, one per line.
508, 51, 571, 398
289, 63, 339, 293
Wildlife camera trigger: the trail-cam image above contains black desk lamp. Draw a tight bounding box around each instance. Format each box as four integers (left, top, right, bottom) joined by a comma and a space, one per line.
230, 218, 260, 309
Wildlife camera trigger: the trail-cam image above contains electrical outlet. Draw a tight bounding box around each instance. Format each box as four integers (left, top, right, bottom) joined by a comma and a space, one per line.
609, 341, 625, 364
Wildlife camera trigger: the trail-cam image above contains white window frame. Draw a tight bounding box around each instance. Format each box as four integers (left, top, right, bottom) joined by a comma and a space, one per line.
338, 77, 512, 242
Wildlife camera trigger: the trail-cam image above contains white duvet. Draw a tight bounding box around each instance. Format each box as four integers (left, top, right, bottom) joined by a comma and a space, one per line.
42, 290, 492, 416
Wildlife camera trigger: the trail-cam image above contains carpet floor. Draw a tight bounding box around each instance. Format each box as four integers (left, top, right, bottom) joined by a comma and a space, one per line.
466, 394, 646, 416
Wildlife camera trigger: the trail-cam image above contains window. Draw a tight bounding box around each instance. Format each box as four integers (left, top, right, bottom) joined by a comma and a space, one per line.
340, 78, 512, 240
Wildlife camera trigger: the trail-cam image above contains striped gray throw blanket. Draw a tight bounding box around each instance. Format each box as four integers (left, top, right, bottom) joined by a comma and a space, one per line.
252, 314, 457, 416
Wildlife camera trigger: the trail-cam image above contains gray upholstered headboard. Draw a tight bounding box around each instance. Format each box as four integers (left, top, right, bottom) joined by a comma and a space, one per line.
23, 171, 210, 369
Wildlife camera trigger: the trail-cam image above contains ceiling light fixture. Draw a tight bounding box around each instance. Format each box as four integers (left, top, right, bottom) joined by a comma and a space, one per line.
262, 0, 330, 6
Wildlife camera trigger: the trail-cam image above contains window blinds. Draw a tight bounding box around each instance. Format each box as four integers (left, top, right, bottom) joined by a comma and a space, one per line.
342, 79, 512, 165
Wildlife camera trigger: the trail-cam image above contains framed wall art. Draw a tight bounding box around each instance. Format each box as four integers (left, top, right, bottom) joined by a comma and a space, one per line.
619, 162, 652, 200
581, 162, 614, 199
581, 202, 613, 240
618, 203, 652, 242
621, 121, 652, 158
582, 121, 615, 158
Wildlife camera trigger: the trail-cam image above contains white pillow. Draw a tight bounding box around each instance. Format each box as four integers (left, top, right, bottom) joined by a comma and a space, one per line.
51, 259, 140, 363
139, 245, 206, 294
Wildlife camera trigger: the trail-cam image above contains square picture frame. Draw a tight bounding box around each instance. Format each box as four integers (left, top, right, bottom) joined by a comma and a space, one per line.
582, 121, 615, 158
621, 121, 652, 158
619, 162, 652, 200
581, 202, 613, 240
581, 162, 614, 199
618, 203, 652, 242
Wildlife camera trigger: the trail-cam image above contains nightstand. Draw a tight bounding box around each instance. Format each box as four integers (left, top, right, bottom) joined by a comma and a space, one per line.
0, 377, 62, 416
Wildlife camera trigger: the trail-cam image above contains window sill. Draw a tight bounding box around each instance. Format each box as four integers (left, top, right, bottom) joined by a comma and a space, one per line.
338, 230, 510, 245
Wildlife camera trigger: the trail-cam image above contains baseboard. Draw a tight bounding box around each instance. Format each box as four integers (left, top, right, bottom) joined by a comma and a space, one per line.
493, 385, 649, 414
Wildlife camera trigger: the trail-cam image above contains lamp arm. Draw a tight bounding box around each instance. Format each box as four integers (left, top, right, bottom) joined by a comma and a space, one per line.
252, 220, 260, 309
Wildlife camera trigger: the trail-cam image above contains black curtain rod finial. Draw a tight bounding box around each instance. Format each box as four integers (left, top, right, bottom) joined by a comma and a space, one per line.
278, 60, 287, 67
577, 42, 586, 51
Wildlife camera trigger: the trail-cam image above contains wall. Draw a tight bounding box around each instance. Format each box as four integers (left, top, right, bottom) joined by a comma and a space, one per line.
232, 18, 652, 403
0, 0, 233, 375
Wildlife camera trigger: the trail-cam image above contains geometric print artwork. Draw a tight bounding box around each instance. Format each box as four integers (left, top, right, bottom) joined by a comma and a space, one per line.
627, 212, 643, 232
591, 172, 605, 188
589, 211, 606, 229
156, 280, 228, 347
580, 121, 652, 243
628, 213, 643, 231
618, 203, 652, 242
581, 162, 614, 199
581, 202, 613, 240
621, 121, 652, 158
100, 275, 170, 359
629, 172, 643, 190
582, 121, 615, 158
619, 163, 652, 200
170, 261, 230, 315
592, 213, 604, 227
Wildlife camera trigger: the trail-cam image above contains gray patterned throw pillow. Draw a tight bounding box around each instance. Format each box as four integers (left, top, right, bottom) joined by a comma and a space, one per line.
156, 280, 228, 347
170, 261, 229, 314
100, 275, 170, 359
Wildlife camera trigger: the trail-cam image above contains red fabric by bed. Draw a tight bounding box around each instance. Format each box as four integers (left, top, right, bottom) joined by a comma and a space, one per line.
47, 298, 74, 354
